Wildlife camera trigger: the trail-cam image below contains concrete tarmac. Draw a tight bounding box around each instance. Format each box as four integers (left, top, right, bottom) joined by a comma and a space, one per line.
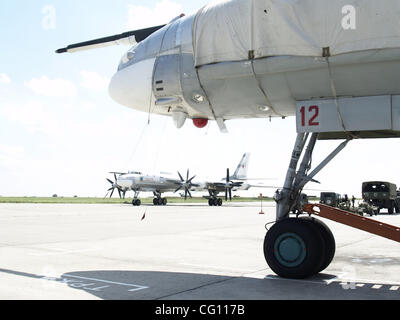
0, 202, 399, 300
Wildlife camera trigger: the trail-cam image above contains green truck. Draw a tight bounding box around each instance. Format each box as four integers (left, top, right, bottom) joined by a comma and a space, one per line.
362, 181, 400, 214
320, 192, 342, 207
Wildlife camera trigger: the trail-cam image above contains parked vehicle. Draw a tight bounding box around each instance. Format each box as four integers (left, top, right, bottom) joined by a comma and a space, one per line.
320, 192, 341, 207
362, 181, 400, 214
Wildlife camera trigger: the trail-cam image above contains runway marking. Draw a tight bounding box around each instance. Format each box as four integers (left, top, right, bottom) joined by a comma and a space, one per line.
0, 268, 149, 294
63, 275, 149, 292
372, 284, 383, 289
264, 274, 400, 291
265, 275, 339, 286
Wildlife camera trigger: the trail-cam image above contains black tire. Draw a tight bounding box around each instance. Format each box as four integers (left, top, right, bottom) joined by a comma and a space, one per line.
132, 199, 137, 206
208, 199, 213, 206
217, 198, 223, 206
395, 204, 400, 214
162, 198, 167, 206
388, 204, 394, 215
300, 217, 336, 273
153, 198, 160, 206
135, 199, 141, 206
264, 218, 325, 279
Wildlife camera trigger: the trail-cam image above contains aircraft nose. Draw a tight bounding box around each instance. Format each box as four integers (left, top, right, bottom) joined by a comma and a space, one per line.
117, 177, 132, 189
108, 58, 156, 113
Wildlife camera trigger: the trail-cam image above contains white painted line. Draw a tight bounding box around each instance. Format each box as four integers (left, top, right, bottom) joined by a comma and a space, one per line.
338, 277, 400, 286
265, 275, 335, 286
264, 275, 400, 290
64, 274, 149, 292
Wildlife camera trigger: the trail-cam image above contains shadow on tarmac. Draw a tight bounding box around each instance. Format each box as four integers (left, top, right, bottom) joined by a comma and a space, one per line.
0, 268, 399, 300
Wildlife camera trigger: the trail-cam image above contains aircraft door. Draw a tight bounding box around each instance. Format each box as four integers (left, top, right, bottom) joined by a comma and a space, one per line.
153, 54, 182, 100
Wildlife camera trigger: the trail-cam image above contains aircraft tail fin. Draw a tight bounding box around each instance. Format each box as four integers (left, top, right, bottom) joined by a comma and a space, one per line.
232, 153, 250, 180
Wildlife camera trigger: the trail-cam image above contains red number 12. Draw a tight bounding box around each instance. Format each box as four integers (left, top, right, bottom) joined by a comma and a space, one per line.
300, 105, 320, 126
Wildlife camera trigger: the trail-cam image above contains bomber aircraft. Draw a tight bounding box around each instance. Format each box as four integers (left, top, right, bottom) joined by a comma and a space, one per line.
191, 153, 275, 206
106, 152, 268, 207
106, 170, 198, 206
57, 0, 400, 279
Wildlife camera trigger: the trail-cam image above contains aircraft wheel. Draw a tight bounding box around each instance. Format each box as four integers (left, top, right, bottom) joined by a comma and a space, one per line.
300, 217, 336, 273
217, 198, 223, 206
153, 198, 159, 206
162, 198, 167, 206
263, 218, 325, 279
208, 199, 213, 206
132, 199, 141, 206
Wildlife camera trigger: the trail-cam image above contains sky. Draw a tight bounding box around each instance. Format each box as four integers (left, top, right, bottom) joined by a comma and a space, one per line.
0, 0, 399, 198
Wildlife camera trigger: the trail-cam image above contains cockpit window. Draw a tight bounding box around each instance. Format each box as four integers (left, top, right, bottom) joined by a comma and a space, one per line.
118, 44, 138, 70
117, 26, 167, 71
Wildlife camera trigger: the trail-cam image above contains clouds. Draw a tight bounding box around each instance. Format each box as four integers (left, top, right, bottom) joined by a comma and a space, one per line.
0, 101, 60, 135
24, 71, 111, 98
25, 76, 77, 97
80, 70, 110, 91
0, 73, 11, 85
0, 144, 24, 168
127, 0, 183, 29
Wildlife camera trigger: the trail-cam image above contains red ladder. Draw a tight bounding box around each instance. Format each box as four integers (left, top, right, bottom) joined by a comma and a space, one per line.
303, 204, 400, 243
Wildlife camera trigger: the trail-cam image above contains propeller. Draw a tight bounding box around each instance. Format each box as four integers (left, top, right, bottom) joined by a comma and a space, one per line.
224, 168, 243, 201
225, 169, 233, 201
175, 169, 196, 200
106, 173, 125, 199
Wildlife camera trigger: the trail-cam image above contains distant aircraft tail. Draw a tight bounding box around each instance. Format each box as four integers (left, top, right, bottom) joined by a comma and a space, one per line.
231, 153, 250, 180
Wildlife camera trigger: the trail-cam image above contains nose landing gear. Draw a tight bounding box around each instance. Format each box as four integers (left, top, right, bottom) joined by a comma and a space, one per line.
264, 133, 349, 279
264, 216, 336, 279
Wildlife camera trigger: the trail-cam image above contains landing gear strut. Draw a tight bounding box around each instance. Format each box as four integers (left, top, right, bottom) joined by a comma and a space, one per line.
132, 191, 141, 206
207, 191, 223, 206
153, 192, 167, 206
264, 133, 349, 278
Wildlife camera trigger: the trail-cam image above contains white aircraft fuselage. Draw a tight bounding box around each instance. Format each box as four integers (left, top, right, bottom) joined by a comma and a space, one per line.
109, 2, 400, 136
117, 172, 181, 193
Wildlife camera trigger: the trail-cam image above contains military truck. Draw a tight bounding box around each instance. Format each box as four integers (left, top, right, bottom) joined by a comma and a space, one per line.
291, 193, 309, 215
320, 192, 341, 207
362, 181, 400, 214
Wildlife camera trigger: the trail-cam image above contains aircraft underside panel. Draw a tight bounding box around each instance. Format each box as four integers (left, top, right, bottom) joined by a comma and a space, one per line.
195, 48, 400, 121
297, 95, 400, 140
